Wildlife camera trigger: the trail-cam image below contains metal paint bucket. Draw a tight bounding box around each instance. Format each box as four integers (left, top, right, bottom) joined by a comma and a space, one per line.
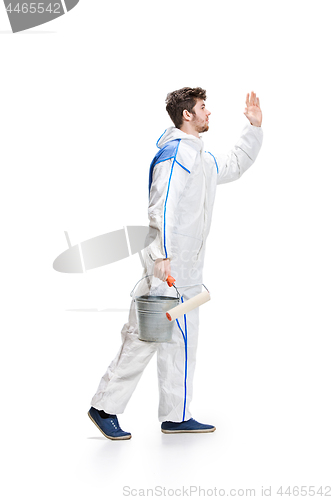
131, 276, 179, 342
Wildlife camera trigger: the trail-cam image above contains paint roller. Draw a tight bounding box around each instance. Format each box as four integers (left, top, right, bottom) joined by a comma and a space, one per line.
165, 278, 211, 321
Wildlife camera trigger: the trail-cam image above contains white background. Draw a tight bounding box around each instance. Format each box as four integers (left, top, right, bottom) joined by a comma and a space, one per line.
1, 1, 332, 498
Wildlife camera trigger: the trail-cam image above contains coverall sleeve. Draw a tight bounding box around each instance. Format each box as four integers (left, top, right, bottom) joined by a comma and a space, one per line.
215, 123, 263, 184
148, 156, 191, 261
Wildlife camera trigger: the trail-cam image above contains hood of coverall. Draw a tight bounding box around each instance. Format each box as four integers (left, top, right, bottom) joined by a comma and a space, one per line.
157, 127, 204, 151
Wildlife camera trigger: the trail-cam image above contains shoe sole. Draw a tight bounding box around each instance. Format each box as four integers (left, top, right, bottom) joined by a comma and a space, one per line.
161, 427, 216, 434
88, 411, 132, 440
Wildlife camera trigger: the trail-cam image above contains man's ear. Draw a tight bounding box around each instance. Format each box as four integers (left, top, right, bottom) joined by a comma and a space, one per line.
182, 109, 192, 122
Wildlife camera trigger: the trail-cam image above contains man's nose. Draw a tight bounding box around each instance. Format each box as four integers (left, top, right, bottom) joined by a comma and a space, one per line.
206, 109, 211, 116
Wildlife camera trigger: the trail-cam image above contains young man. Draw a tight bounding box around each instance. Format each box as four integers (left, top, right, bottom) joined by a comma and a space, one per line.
88, 88, 263, 440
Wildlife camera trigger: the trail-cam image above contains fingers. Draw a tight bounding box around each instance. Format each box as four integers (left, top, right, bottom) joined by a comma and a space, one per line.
246, 91, 260, 108
153, 259, 170, 281
153, 259, 164, 281
154, 268, 166, 281
156, 267, 167, 281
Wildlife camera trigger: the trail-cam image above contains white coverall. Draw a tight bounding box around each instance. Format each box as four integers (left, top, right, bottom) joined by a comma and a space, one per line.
91, 123, 263, 422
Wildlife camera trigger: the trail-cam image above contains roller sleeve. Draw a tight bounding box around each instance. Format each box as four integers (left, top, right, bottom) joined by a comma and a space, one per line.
166, 291, 211, 321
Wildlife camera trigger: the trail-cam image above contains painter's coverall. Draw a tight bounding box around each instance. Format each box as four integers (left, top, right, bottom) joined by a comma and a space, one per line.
91, 123, 263, 422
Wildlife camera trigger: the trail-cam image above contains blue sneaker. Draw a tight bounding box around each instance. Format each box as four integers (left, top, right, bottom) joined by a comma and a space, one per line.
88, 407, 131, 440
161, 418, 216, 434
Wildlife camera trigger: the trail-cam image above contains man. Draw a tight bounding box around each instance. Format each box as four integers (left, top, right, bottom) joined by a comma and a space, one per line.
88, 88, 263, 440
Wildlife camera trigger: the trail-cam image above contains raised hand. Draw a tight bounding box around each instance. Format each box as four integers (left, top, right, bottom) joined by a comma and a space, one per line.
244, 91, 262, 127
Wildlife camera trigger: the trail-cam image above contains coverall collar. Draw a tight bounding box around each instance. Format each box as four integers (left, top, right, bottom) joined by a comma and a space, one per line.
157, 127, 204, 152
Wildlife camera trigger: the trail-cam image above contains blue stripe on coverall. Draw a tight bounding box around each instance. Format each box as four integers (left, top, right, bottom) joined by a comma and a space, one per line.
176, 295, 188, 421
206, 151, 219, 173
163, 139, 181, 258
149, 137, 189, 419
163, 142, 188, 418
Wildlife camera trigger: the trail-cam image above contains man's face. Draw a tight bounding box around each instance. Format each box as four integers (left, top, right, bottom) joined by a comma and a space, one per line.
191, 99, 211, 134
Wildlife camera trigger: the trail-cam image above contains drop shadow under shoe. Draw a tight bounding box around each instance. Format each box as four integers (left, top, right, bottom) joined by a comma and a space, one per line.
161, 418, 216, 434
88, 407, 131, 440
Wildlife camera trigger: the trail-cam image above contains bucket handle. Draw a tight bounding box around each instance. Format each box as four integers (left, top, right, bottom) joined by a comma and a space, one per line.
177, 283, 210, 293
130, 274, 180, 300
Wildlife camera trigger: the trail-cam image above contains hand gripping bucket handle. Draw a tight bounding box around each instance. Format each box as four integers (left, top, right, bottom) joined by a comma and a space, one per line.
130, 275, 180, 343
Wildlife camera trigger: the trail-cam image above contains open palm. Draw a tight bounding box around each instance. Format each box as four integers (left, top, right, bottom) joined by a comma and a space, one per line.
244, 91, 262, 127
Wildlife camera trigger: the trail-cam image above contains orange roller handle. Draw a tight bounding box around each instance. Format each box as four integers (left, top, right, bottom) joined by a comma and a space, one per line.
166, 275, 176, 287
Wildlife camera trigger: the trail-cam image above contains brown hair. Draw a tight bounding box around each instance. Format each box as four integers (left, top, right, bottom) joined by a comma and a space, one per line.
165, 87, 207, 129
